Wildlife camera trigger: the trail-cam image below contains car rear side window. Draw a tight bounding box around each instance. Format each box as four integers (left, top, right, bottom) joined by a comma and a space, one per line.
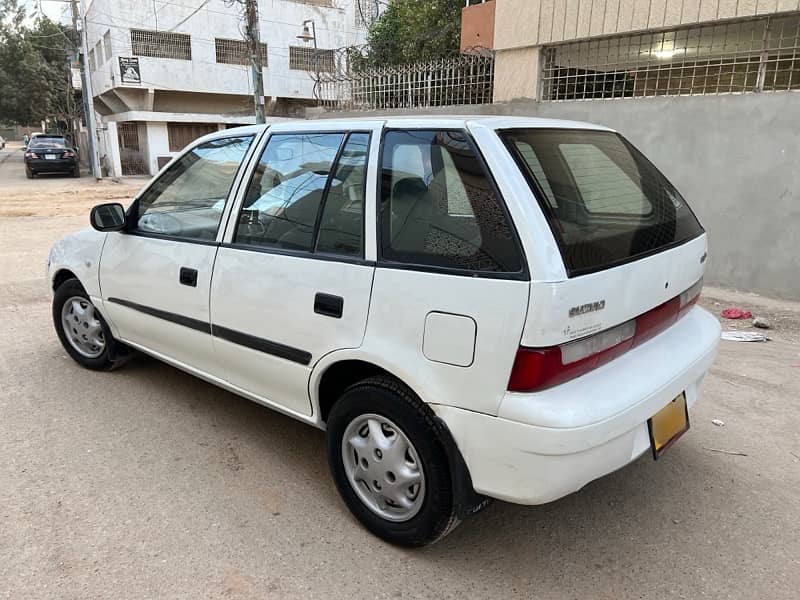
502, 129, 704, 276
379, 130, 523, 274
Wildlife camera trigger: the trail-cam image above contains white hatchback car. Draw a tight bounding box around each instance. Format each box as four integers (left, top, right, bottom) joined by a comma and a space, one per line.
48, 117, 720, 546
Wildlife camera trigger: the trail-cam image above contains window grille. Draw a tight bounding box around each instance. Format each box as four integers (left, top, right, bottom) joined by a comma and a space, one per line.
104, 30, 112, 62
215, 38, 268, 66
88, 48, 96, 71
131, 29, 192, 61
290, 46, 336, 73
541, 14, 800, 101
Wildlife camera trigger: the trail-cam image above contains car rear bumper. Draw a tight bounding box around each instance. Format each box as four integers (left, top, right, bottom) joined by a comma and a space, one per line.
28, 159, 76, 173
432, 306, 721, 505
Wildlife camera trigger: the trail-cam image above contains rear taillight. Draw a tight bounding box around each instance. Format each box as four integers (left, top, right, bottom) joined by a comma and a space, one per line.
679, 278, 703, 317
63, 150, 75, 158
25, 151, 39, 159
508, 279, 704, 393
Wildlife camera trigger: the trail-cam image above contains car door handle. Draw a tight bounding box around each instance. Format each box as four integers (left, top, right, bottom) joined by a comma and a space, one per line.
179, 267, 198, 287
314, 293, 343, 318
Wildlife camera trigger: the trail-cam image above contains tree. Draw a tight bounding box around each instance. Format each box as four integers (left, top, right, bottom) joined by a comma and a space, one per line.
0, 0, 75, 126
364, 0, 463, 67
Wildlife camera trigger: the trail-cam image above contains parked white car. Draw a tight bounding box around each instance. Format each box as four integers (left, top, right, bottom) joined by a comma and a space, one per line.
48, 117, 720, 546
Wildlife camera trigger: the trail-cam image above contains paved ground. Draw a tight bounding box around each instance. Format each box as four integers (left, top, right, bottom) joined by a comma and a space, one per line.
1, 145, 799, 599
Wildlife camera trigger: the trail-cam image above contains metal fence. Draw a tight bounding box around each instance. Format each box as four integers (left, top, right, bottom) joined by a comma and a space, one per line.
318, 50, 495, 111
541, 13, 800, 101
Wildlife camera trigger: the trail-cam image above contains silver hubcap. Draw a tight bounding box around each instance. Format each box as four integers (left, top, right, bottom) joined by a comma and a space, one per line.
341, 414, 425, 522
61, 296, 105, 359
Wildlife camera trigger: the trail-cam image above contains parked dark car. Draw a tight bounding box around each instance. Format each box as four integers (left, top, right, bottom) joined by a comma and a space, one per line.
24, 135, 80, 178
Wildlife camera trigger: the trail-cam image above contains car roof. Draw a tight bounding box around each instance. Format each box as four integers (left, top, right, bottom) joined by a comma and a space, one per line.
200, 115, 614, 143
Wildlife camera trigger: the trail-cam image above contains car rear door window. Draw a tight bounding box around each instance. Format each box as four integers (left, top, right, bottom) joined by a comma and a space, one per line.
315, 133, 369, 257
133, 135, 254, 241
379, 130, 523, 274
234, 132, 368, 259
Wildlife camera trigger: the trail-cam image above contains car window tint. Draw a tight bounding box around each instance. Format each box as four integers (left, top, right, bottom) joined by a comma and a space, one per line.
235, 133, 344, 252
30, 139, 68, 149
315, 133, 369, 257
379, 130, 522, 273
134, 135, 253, 241
559, 143, 652, 215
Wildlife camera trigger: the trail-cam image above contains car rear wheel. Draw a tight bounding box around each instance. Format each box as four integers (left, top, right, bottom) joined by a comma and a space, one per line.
326, 376, 460, 547
72, 164, 80, 178
53, 278, 131, 370
25, 167, 33, 179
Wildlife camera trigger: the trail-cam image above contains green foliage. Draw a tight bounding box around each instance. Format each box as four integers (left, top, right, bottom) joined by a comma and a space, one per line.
0, 0, 75, 125
364, 0, 463, 67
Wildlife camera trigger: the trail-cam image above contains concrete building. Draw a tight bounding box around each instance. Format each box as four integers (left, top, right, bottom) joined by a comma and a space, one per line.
83, 0, 376, 176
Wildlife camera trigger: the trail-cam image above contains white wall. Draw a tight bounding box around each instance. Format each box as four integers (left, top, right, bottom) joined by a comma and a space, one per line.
85, 0, 369, 102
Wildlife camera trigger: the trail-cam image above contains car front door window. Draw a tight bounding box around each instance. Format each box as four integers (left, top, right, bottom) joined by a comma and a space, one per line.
134, 135, 254, 241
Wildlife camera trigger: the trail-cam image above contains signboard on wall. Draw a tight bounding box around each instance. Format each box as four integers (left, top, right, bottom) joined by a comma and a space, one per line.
119, 57, 141, 84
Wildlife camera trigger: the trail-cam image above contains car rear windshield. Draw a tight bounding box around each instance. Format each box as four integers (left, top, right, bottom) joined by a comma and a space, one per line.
30, 138, 67, 149
501, 129, 704, 276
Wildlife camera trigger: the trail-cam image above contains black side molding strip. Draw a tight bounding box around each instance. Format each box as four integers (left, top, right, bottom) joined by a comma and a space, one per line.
106, 297, 311, 366
108, 297, 211, 334
213, 325, 312, 366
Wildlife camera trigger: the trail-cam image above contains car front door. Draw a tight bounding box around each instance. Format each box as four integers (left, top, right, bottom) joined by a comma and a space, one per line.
209, 124, 379, 417
99, 132, 258, 374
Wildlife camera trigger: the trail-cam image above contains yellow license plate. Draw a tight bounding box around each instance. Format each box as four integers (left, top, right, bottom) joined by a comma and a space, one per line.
648, 393, 689, 459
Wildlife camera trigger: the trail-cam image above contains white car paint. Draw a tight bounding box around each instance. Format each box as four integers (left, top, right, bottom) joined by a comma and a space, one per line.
48, 116, 720, 508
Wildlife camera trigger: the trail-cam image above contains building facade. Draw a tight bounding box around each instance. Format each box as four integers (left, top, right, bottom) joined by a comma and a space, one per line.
83, 0, 375, 176
470, 0, 800, 101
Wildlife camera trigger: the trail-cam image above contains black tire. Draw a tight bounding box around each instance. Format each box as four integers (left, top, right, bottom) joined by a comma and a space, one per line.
52, 278, 131, 371
25, 167, 33, 179
327, 376, 460, 547
72, 165, 80, 178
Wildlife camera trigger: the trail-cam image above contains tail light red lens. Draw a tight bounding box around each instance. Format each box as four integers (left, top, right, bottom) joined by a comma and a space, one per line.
25, 151, 39, 159
508, 279, 703, 393
63, 150, 75, 158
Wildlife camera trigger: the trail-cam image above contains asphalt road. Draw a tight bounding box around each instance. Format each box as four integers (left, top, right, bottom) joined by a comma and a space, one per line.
1, 148, 799, 599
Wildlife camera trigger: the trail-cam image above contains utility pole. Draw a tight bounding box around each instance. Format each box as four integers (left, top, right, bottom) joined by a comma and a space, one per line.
70, 0, 102, 179
244, 0, 266, 124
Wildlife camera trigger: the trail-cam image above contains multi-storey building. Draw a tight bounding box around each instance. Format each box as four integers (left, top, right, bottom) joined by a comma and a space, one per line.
83, 0, 376, 175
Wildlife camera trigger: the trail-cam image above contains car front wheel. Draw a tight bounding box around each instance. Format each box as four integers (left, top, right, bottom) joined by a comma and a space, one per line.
52, 278, 130, 370
326, 376, 460, 547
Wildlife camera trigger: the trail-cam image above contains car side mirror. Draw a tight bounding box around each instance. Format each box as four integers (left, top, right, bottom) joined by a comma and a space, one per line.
90, 203, 126, 232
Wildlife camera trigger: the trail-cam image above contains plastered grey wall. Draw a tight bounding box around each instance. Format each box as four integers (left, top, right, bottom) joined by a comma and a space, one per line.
310, 92, 800, 298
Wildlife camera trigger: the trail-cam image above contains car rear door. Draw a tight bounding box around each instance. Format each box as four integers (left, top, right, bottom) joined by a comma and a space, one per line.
209, 122, 380, 417
99, 132, 259, 374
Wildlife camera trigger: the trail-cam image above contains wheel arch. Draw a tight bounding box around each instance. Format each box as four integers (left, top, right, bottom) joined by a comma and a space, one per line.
312, 354, 488, 518
52, 268, 79, 291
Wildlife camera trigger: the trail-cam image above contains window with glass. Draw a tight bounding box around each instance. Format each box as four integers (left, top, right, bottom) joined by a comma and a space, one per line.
133, 135, 254, 241
234, 132, 368, 257
379, 130, 523, 274
502, 128, 704, 276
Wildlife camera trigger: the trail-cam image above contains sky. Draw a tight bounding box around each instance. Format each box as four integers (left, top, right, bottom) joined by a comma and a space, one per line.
21, 0, 70, 24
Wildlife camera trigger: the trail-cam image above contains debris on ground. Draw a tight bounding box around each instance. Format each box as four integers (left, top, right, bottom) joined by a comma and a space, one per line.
721, 307, 753, 319
752, 317, 771, 329
711, 419, 725, 427
721, 331, 768, 342
703, 447, 748, 457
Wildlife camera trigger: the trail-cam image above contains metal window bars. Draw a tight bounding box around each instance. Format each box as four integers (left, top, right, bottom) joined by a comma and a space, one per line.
355, 0, 379, 29
289, 46, 336, 73
541, 14, 800, 101
214, 38, 268, 67
130, 29, 192, 61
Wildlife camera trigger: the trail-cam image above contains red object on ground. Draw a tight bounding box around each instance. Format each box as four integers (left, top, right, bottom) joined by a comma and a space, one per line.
721, 307, 753, 319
